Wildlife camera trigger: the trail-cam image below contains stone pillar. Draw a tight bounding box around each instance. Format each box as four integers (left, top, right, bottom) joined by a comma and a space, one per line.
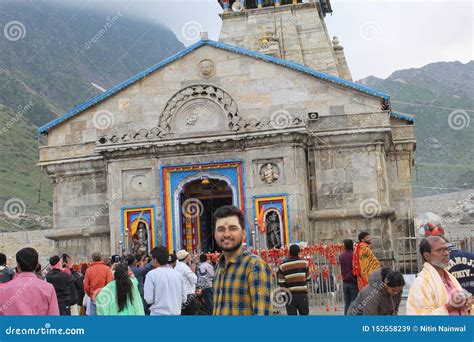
387, 140, 416, 239
41, 159, 110, 261
332, 36, 353, 81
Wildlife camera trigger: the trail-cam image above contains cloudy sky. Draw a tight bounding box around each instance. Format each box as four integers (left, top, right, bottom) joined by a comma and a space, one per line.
58, 0, 473, 79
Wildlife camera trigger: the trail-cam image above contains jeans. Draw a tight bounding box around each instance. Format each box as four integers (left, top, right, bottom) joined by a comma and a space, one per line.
343, 282, 359, 315
89, 299, 97, 316
285, 293, 309, 316
201, 288, 214, 314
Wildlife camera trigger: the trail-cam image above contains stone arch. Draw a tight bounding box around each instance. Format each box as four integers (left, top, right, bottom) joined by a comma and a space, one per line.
158, 84, 240, 135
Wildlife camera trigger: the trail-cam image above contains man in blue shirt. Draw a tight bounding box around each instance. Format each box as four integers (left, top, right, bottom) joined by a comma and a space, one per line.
447, 242, 474, 295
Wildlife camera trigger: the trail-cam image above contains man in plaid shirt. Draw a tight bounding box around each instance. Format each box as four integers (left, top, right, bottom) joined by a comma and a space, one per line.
212, 205, 272, 315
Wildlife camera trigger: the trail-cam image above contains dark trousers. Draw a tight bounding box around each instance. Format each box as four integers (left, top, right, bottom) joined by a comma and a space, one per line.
343, 282, 359, 315
181, 295, 199, 316
201, 288, 214, 314
58, 301, 71, 316
285, 293, 309, 316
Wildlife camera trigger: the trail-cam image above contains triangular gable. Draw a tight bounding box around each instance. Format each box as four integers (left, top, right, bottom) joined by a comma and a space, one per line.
38, 39, 391, 134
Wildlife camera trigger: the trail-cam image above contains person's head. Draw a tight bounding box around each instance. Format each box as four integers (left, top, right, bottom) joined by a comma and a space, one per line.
80, 263, 89, 275
419, 236, 450, 269
213, 205, 246, 252
150, 246, 169, 267
49, 255, 61, 266
199, 254, 208, 263
62, 253, 72, 268
289, 244, 300, 257
168, 253, 177, 267
126, 254, 137, 266
0, 253, 6, 266
358, 232, 371, 244
111, 263, 133, 312
104, 258, 112, 267
91, 252, 103, 262
343, 239, 354, 251
381, 268, 405, 296
177, 250, 191, 264
16, 247, 39, 272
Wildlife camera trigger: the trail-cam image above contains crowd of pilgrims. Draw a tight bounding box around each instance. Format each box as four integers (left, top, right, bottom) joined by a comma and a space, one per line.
0, 248, 215, 316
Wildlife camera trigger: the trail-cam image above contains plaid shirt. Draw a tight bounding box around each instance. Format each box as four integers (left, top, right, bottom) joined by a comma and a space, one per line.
213, 246, 272, 315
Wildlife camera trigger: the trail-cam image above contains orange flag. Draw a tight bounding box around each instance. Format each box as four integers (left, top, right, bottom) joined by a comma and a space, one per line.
257, 208, 266, 233
130, 210, 145, 237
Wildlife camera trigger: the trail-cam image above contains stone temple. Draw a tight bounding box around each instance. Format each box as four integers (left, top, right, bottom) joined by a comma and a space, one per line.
37, 0, 416, 262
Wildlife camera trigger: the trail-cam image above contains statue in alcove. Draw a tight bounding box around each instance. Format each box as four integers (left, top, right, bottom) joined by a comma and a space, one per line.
132, 221, 149, 254
265, 211, 282, 249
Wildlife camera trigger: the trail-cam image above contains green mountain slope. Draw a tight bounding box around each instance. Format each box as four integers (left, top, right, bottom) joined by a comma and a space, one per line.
359, 61, 474, 197
0, 2, 184, 226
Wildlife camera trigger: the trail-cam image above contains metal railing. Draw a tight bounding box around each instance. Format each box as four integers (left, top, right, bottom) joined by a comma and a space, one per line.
268, 252, 344, 315
395, 232, 474, 275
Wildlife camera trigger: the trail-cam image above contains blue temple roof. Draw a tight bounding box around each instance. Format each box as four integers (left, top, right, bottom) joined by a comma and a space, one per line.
38, 39, 393, 134
389, 111, 415, 122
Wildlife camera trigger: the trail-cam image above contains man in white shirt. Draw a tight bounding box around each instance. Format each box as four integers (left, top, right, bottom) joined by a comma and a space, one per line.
144, 246, 186, 315
175, 250, 198, 315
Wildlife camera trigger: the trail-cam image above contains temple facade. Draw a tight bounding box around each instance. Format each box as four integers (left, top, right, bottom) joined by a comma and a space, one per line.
37, 0, 416, 261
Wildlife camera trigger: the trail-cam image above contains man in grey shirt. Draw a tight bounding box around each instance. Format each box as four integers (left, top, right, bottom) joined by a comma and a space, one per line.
196, 254, 214, 314
144, 246, 186, 315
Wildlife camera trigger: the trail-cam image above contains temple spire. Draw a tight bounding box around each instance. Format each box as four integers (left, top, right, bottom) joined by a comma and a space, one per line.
218, 0, 342, 77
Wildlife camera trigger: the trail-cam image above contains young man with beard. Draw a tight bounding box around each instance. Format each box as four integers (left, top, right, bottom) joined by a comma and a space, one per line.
212, 205, 272, 315
407, 236, 473, 315
353, 232, 380, 290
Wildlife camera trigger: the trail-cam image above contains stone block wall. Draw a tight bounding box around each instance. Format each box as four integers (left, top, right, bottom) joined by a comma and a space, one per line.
0, 229, 57, 267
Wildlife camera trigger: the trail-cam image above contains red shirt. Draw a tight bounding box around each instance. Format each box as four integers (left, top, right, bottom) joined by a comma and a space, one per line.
84, 261, 113, 298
